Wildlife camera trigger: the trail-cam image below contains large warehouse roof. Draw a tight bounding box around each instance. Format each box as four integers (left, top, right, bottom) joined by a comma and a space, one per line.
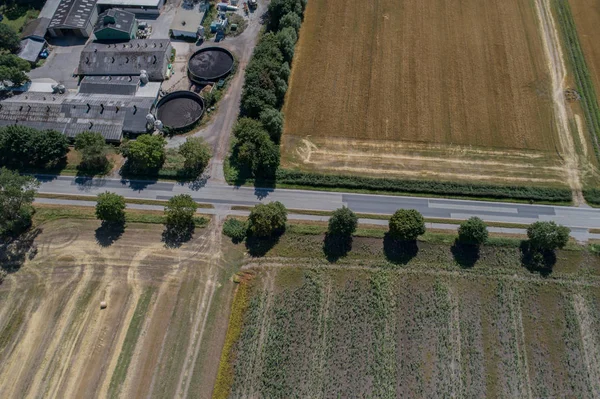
77, 39, 172, 81
0, 91, 156, 141
49, 0, 98, 29
94, 9, 136, 34
96, 0, 162, 7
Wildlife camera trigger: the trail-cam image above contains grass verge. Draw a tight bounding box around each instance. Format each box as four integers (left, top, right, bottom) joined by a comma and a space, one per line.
108, 287, 155, 399
33, 204, 210, 227
231, 206, 531, 229
36, 192, 214, 208
553, 0, 600, 160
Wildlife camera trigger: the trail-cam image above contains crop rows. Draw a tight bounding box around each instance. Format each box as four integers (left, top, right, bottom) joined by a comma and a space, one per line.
224, 268, 600, 398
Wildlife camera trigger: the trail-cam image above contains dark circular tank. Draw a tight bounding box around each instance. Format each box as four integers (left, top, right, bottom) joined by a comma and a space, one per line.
156, 91, 205, 130
188, 46, 234, 83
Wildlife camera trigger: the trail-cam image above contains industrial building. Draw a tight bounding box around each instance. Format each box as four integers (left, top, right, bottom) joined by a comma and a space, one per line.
18, 18, 50, 64
0, 81, 161, 142
47, 0, 99, 38
96, 0, 164, 16
170, 1, 206, 39
77, 39, 172, 81
94, 9, 137, 41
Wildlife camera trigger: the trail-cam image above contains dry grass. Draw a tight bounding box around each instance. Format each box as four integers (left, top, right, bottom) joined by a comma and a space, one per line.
281, 0, 564, 185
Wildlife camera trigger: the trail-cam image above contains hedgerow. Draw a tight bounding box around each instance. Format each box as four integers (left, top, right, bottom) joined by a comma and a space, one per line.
583, 189, 600, 205
276, 169, 572, 203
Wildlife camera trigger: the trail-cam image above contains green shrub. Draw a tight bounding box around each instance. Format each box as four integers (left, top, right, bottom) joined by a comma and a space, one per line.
584, 188, 600, 205
457, 217, 488, 245
389, 209, 426, 241
223, 218, 247, 243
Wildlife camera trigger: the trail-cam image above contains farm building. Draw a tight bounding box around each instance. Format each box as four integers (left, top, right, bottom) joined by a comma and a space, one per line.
18, 17, 51, 64
94, 9, 137, 41
170, 2, 206, 39
0, 81, 160, 141
77, 39, 172, 81
96, 0, 164, 16
47, 0, 99, 38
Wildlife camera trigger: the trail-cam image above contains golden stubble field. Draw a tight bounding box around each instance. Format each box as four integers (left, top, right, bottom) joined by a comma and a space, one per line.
569, 0, 600, 96
0, 219, 240, 399
281, 0, 570, 186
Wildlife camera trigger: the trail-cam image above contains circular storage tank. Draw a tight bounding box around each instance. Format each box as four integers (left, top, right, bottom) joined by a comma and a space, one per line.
188, 47, 234, 83
156, 91, 205, 130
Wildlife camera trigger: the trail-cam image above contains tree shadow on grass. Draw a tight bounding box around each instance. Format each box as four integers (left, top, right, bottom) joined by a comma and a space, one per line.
323, 234, 353, 263
95, 222, 125, 247
383, 234, 418, 265
162, 224, 195, 249
0, 228, 41, 277
520, 241, 556, 277
451, 240, 481, 268
245, 234, 281, 257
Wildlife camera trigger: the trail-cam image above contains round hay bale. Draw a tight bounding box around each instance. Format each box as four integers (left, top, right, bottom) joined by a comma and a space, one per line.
100, 301, 107, 309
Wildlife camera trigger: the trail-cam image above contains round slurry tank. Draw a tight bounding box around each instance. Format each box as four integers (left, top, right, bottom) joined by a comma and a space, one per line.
188, 47, 235, 83
156, 91, 205, 130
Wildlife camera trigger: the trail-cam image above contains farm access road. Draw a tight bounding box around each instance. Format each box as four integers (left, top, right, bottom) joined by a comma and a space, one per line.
35, 175, 600, 242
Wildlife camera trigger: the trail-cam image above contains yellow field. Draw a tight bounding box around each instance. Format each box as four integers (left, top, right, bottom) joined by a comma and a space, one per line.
282, 0, 565, 185
569, 0, 600, 97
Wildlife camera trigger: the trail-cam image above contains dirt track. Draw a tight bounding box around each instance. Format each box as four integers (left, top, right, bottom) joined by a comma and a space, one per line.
0, 219, 240, 399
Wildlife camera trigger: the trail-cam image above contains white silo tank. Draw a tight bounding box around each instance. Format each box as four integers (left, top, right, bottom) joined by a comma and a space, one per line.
146, 113, 156, 124
154, 120, 164, 131
140, 70, 149, 84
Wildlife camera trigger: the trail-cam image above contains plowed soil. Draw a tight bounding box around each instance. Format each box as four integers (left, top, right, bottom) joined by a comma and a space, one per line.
0, 219, 241, 399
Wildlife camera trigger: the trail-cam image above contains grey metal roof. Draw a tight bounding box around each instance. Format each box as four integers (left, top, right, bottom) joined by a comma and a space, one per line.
18, 39, 46, 63
79, 75, 140, 95
78, 39, 172, 81
94, 9, 135, 34
0, 91, 156, 141
49, 0, 98, 30
21, 18, 51, 40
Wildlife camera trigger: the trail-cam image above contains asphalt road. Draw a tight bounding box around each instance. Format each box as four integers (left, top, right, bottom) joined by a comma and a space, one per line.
35, 175, 600, 241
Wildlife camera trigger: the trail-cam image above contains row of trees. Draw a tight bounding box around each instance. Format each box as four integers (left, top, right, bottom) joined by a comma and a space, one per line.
0, 168, 38, 237
232, 0, 307, 179
0, 126, 69, 169
0, 24, 32, 86
121, 134, 211, 177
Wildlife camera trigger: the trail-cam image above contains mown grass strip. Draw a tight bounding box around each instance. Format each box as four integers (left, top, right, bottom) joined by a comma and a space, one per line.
36, 192, 214, 208
552, 0, 600, 160
212, 280, 250, 399
231, 206, 530, 229
33, 204, 210, 227
108, 287, 155, 399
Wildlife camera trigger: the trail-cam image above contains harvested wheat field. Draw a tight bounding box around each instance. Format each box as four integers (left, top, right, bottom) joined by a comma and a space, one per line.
221, 233, 600, 398
0, 218, 241, 399
282, 0, 566, 185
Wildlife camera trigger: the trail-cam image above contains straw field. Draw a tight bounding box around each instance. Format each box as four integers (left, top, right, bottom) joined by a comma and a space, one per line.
0, 219, 239, 399
568, 0, 600, 95
282, 0, 564, 185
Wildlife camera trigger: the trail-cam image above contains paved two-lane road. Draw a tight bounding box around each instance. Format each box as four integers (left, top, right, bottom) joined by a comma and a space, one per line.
35, 175, 600, 240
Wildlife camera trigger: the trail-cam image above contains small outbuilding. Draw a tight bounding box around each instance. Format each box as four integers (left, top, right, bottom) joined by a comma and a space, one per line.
94, 9, 137, 41
18, 38, 47, 64
170, 2, 205, 40
96, 0, 164, 16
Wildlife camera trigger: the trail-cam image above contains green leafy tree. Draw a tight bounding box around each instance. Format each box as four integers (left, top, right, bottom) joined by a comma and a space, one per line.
223, 218, 246, 243
527, 221, 570, 251
95, 192, 126, 224
277, 26, 298, 63
328, 206, 358, 237
247, 201, 287, 237
389, 209, 426, 241
0, 168, 39, 237
279, 61, 291, 81
458, 217, 488, 246
268, 0, 302, 31
279, 12, 302, 34
233, 118, 280, 178
165, 194, 198, 232
75, 131, 108, 171
0, 54, 31, 72
122, 134, 166, 173
0, 24, 20, 53
179, 137, 211, 175
0, 126, 68, 168
259, 108, 284, 142
0, 66, 30, 87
